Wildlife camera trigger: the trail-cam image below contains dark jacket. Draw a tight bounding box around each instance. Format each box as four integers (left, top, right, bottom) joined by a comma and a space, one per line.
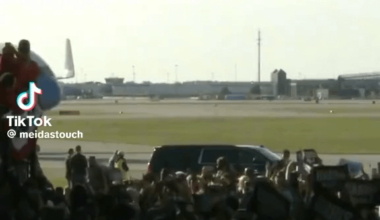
65, 155, 71, 179
69, 153, 88, 176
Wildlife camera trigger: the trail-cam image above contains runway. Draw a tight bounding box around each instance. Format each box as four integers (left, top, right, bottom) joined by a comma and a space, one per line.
50, 99, 380, 120
59, 99, 380, 105
38, 139, 379, 172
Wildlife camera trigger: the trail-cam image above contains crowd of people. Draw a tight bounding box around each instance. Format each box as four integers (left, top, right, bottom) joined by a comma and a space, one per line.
65, 146, 129, 193
8, 147, 370, 220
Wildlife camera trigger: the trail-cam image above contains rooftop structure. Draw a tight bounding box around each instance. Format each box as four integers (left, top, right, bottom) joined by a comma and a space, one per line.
338, 72, 380, 81
105, 77, 124, 85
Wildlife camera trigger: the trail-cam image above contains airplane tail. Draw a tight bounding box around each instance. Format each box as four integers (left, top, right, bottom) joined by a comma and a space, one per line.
63, 38, 75, 79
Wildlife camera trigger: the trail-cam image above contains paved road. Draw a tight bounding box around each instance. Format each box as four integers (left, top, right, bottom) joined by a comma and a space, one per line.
59, 99, 380, 105
38, 139, 380, 171
39, 151, 380, 166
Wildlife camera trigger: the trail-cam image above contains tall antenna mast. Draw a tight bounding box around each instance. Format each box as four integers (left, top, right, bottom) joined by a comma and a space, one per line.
132, 66, 135, 82
257, 30, 261, 83
235, 64, 237, 82
175, 64, 178, 82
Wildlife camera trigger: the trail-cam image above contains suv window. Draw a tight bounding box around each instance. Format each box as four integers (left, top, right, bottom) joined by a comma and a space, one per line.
200, 149, 238, 164
255, 148, 281, 162
239, 149, 266, 163
150, 147, 201, 172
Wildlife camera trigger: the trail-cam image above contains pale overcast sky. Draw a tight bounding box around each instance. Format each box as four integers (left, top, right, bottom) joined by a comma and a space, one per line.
1, 0, 379, 83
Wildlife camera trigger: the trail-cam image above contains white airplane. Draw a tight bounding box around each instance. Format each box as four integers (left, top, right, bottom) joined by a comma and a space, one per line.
0, 39, 75, 110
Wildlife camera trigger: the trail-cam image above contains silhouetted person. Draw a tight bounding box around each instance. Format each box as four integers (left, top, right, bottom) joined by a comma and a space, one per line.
65, 148, 74, 188
216, 157, 235, 179
277, 149, 291, 169
69, 145, 88, 188
88, 156, 108, 194
108, 150, 119, 168
215, 157, 236, 191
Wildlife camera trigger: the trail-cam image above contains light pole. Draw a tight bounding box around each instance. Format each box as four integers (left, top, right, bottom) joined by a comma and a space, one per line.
257, 30, 261, 84
175, 64, 178, 82
132, 66, 135, 82
235, 64, 237, 82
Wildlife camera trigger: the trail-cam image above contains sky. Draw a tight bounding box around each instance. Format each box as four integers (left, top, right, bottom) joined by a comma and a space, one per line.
1, 0, 380, 83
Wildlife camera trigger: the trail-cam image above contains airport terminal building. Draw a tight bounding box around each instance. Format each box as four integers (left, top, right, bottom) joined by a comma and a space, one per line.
61, 70, 380, 99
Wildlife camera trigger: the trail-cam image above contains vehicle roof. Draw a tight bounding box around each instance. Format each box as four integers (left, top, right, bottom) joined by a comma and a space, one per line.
157, 144, 265, 149
153, 144, 281, 162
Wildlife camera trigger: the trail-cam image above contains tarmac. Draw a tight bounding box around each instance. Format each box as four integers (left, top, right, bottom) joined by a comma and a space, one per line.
39, 99, 380, 177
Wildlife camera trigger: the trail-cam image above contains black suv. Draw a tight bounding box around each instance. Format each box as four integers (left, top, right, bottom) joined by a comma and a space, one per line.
147, 144, 281, 174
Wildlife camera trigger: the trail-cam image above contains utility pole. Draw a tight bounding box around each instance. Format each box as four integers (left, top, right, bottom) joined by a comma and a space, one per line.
175, 64, 178, 82
132, 66, 135, 82
235, 64, 237, 82
257, 30, 261, 84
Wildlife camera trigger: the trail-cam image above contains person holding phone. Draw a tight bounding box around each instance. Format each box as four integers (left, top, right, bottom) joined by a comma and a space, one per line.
0, 43, 18, 75
1, 40, 40, 92
0, 42, 22, 114
14, 39, 39, 93
0, 40, 38, 114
